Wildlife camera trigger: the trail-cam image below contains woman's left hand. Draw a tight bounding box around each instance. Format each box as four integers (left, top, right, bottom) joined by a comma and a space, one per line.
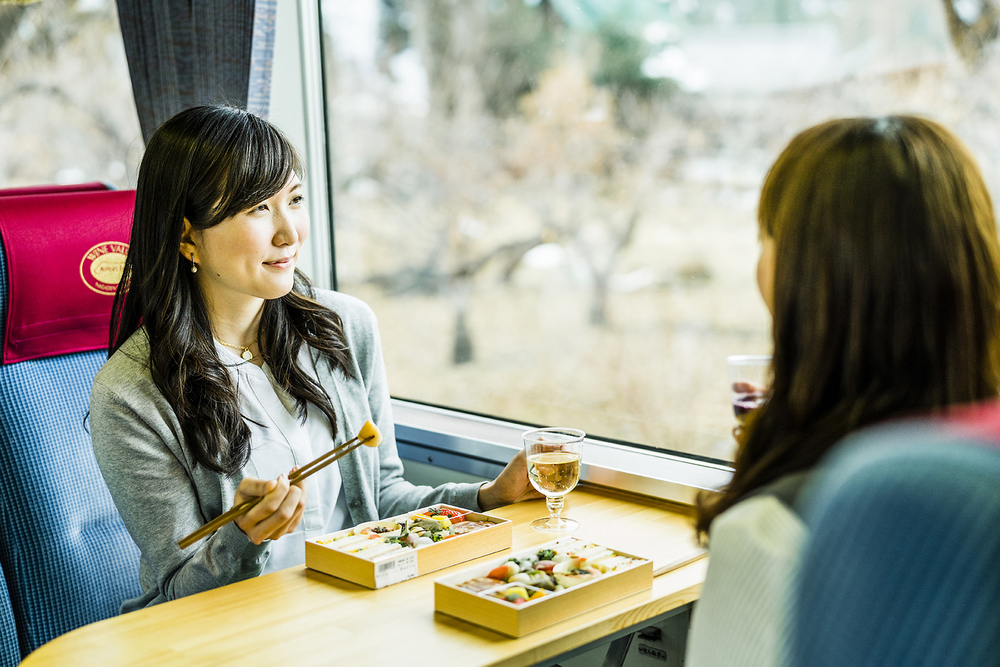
477, 449, 543, 511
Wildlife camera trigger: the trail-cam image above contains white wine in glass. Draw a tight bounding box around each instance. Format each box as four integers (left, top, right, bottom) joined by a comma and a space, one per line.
523, 427, 585, 532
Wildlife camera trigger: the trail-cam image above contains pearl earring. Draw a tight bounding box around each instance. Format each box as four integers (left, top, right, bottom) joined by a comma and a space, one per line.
191, 259, 198, 274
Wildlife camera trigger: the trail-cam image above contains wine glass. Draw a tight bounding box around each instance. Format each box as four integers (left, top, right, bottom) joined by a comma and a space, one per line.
522, 427, 585, 532
726, 354, 771, 429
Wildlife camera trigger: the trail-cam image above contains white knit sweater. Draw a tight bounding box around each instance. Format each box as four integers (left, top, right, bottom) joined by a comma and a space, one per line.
686, 495, 806, 667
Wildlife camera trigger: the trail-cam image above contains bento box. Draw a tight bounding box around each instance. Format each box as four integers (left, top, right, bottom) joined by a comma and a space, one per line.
434, 537, 653, 637
305, 504, 512, 589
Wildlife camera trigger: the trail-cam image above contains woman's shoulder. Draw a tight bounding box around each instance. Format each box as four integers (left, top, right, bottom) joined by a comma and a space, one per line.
311, 288, 374, 316
710, 494, 806, 556
310, 288, 378, 334
93, 329, 154, 396
690, 494, 805, 667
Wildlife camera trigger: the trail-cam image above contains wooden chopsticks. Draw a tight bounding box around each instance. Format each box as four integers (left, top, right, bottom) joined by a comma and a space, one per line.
177, 432, 377, 550
652, 546, 707, 577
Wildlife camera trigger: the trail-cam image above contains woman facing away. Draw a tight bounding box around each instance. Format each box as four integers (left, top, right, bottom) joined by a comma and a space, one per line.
685, 115, 1000, 667
90, 105, 535, 612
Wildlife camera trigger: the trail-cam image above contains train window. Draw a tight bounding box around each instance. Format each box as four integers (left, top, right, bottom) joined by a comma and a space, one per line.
0, 0, 140, 190
319, 0, 997, 465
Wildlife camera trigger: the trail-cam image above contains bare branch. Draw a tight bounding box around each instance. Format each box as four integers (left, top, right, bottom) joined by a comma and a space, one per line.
943, 0, 1000, 67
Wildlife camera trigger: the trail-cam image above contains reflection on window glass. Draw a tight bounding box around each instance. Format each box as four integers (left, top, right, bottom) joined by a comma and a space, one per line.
322, 0, 998, 462
0, 0, 140, 190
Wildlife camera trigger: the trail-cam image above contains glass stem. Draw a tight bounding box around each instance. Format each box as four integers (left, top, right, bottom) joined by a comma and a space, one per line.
546, 495, 565, 524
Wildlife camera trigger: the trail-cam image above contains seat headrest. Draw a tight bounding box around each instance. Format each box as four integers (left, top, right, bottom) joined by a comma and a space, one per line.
0, 182, 110, 198
943, 399, 1000, 442
0, 188, 134, 364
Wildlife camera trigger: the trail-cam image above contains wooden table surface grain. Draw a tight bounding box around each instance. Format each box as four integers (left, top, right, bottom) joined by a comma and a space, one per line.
22, 486, 707, 667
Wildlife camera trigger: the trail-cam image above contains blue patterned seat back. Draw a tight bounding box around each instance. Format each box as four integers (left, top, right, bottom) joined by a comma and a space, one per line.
0, 238, 141, 658
792, 431, 1000, 667
0, 568, 17, 667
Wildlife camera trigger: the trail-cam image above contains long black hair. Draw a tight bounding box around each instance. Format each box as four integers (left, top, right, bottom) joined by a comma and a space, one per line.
696, 116, 1000, 537
110, 105, 355, 476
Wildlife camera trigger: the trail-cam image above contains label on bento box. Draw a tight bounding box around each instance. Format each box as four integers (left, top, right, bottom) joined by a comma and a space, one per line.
375, 551, 419, 588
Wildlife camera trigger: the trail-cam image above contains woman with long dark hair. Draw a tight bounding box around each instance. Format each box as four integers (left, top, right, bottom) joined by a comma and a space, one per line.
686, 116, 1000, 666
90, 105, 533, 611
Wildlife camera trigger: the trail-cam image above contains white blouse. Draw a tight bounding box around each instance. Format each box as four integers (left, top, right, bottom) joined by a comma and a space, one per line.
218, 342, 351, 573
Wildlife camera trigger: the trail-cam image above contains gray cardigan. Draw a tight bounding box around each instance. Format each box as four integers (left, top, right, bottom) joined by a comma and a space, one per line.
90, 289, 482, 612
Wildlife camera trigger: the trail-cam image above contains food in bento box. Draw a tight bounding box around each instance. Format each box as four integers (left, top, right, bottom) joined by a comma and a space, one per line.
590, 555, 635, 573
452, 520, 494, 535
508, 569, 556, 588
487, 562, 520, 581
355, 519, 402, 537
552, 567, 600, 588
458, 577, 505, 593
488, 584, 548, 604
459, 538, 642, 601
316, 532, 381, 549
424, 506, 466, 522
314, 505, 495, 560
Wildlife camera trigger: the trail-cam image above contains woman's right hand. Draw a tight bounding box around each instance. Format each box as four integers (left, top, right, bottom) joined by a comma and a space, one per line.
233, 472, 307, 545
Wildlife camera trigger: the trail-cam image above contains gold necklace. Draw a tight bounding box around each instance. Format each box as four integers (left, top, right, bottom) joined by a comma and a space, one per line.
214, 336, 257, 361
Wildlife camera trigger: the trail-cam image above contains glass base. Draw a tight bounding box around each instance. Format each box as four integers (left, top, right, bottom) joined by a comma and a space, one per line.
530, 516, 579, 532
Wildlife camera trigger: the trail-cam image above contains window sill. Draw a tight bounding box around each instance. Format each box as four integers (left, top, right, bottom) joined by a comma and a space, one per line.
392, 399, 733, 506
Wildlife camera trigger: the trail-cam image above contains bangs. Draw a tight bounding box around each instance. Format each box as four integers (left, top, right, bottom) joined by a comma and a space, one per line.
206, 113, 301, 225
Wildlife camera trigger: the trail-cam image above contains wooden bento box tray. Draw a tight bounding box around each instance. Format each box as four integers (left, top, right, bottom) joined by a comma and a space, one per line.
434, 537, 653, 637
305, 504, 512, 589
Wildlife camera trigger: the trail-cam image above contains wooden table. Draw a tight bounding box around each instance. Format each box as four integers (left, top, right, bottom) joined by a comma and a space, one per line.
22, 486, 707, 667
